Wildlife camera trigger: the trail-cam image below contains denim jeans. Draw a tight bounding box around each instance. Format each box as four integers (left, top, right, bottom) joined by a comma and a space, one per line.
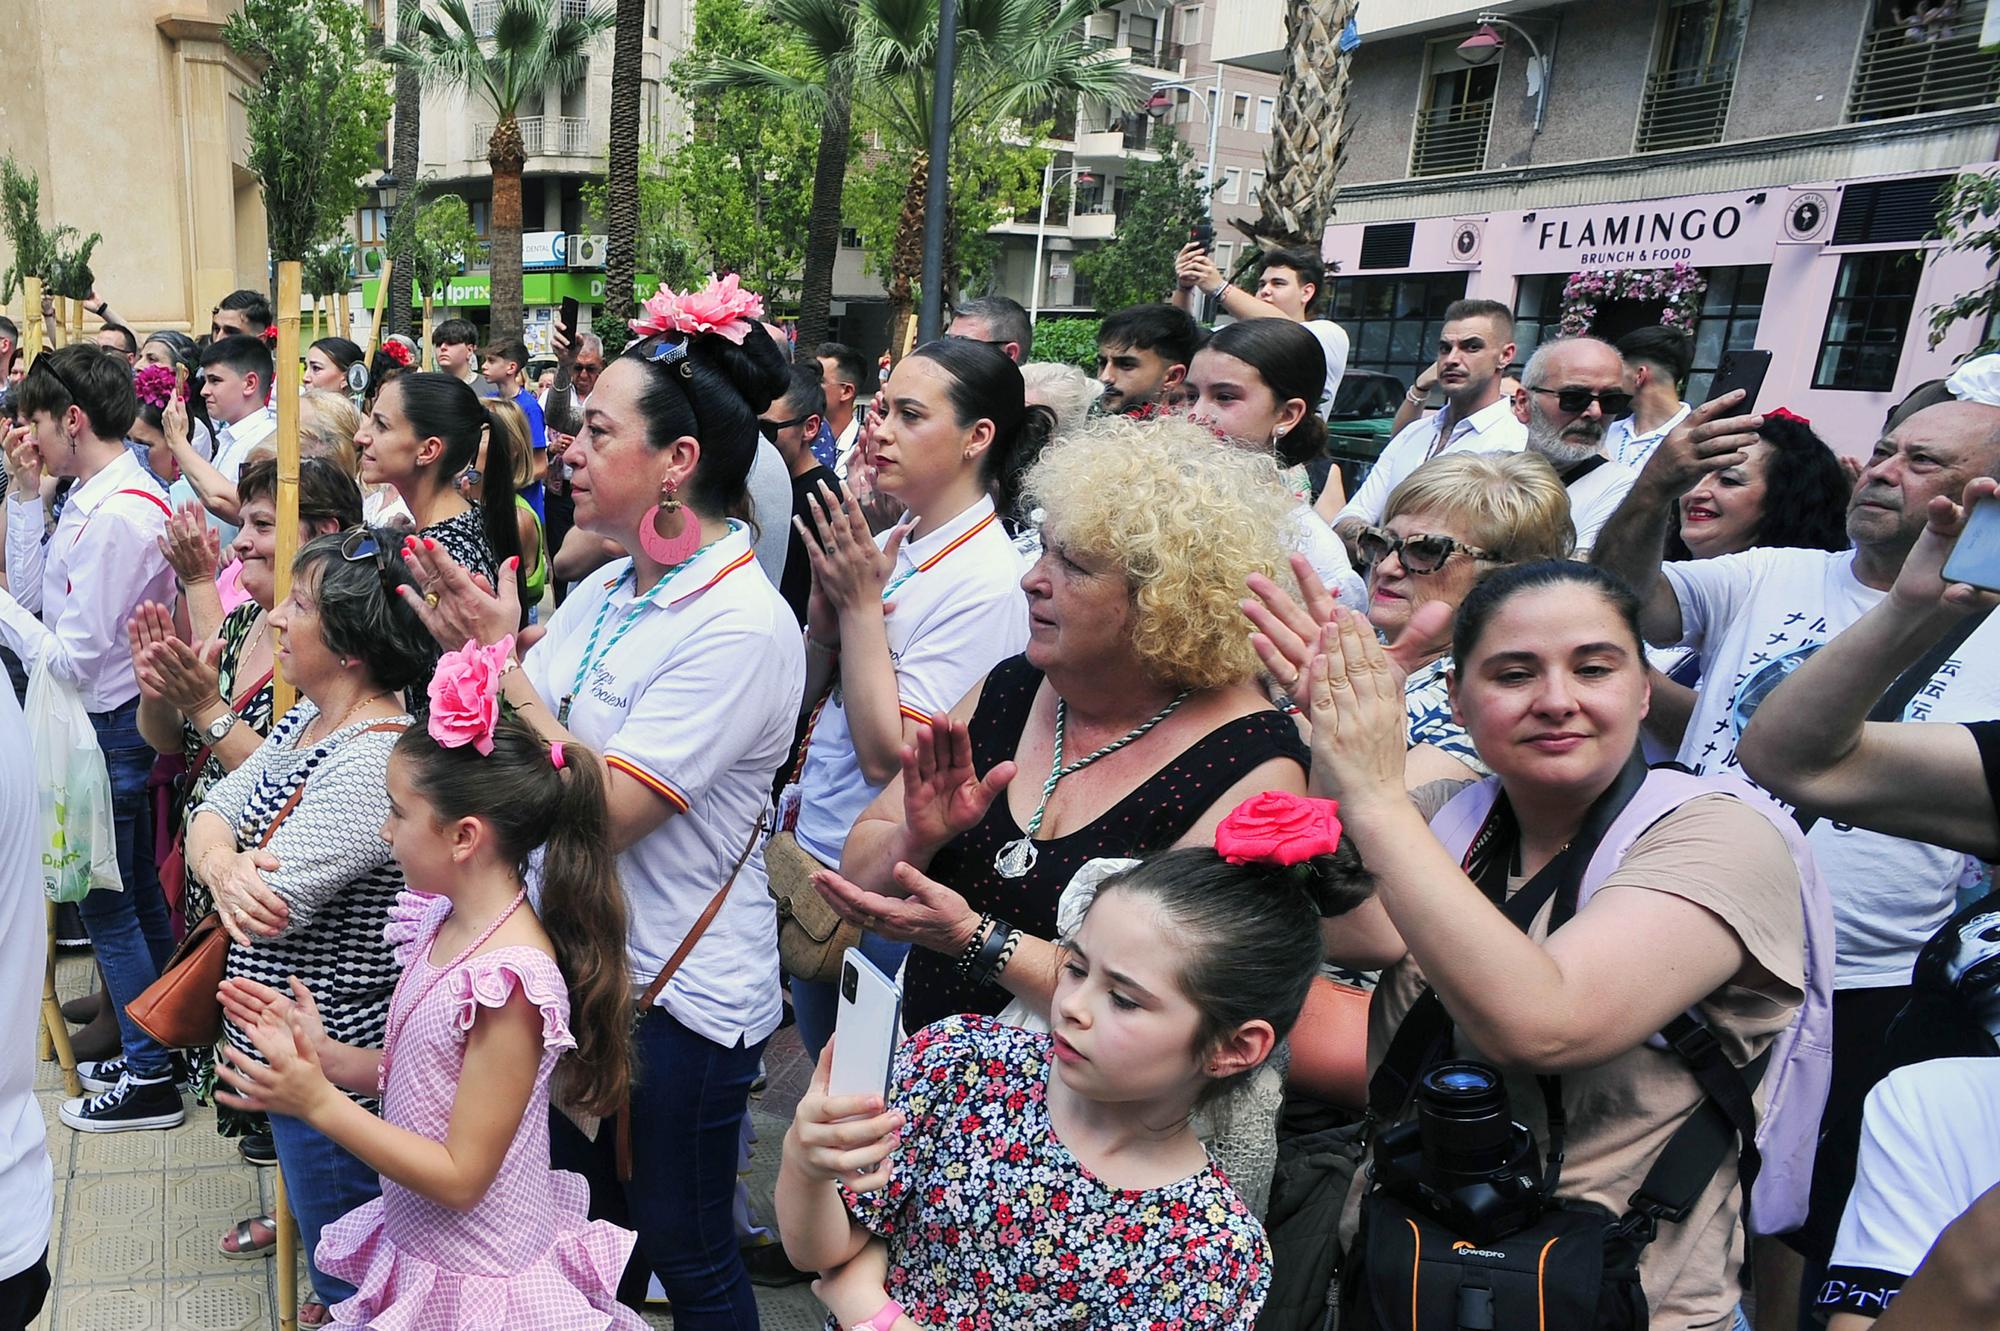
83, 700, 176, 1080
550, 1008, 767, 1330
269, 1110, 379, 1307
791, 931, 911, 1064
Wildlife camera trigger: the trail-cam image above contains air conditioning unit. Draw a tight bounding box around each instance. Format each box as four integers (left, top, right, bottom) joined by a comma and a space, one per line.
567, 234, 609, 268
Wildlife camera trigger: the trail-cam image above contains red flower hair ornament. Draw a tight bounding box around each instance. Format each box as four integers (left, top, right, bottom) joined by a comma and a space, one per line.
1213, 791, 1343, 867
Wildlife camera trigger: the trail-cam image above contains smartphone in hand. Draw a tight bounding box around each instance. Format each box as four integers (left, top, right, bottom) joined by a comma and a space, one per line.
829, 949, 902, 1105
557, 296, 580, 352
1703, 348, 1772, 409
1942, 497, 2000, 594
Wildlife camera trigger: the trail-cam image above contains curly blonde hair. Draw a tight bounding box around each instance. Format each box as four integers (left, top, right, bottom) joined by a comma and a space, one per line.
1023, 415, 1295, 689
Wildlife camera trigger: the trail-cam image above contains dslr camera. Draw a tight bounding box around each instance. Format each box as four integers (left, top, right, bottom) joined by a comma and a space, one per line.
1371, 1061, 1548, 1243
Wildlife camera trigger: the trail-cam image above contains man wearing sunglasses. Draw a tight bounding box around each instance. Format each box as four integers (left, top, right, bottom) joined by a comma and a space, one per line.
1511, 336, 1640, 556
762, 362, 840, 627
1334, 299, 1526, 550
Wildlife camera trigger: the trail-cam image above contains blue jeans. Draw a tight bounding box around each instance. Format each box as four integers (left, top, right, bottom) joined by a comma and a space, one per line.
270, 1110, 379, 1307
792, 932, 911, 1064
550, 1008, 767, 1330
83, 700, 175, 1080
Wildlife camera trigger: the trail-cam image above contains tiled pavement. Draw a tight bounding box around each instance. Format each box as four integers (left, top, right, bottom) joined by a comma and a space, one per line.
33, 950, 828, 1331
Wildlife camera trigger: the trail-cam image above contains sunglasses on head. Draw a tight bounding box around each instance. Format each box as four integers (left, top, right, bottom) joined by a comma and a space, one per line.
1356, 526, 1503, 575
1527, 386, 1634, 417
339, 527, 400, 595
757, 416, 807, 444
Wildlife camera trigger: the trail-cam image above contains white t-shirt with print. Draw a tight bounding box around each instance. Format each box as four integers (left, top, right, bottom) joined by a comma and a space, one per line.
1821, 1058, 2000, 1319
0, 675, 51, 1282
1665, 546, 2000, 987
523, 525, 806, 1047
794, 497, 1028, 866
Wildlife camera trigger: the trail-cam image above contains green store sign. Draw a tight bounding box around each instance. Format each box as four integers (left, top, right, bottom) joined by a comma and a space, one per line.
360, 272, 660, 308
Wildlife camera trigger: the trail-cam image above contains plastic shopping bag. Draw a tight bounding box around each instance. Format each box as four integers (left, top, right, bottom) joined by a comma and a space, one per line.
25, 656, 122, 902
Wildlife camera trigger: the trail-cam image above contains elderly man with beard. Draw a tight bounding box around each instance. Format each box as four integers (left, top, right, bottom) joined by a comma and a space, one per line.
1510, 336, 1640, 555
1594, 391, 2000, 1321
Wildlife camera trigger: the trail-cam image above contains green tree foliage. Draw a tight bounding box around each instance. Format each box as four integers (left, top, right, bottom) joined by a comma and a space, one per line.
1029, 316, 1100, 370
590, 0, 817, 305
225, 0, 393, 261
1929, 171, 2000, 354
302, 239, 356, 301
1072, 125, 1212, 314
0, 155, 102, 303
409, 195, 486, 300
843, 125, 1049, 302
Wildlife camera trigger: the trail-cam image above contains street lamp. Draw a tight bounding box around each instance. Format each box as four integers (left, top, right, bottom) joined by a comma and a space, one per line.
1028, 162, 1096, 324
374, 172, 401, 212
1147, 69, 1226, 201
1456, 14, 1552, 134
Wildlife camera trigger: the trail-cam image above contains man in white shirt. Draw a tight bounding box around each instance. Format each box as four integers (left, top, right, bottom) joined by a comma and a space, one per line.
816, 342, 869, 474
1334, 299, 1526, 543
1604, 325, 1694, 470
1, 346, 183, 1134
197, 334, 276, 484
1594, 394, 2000, 1280
0, 659, 50, 1324
1511, 336, 1640, 555
1173, 242, 1349, 419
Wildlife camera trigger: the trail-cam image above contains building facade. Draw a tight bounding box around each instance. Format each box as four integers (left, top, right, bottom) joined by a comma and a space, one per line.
1219, 0, 2000, 455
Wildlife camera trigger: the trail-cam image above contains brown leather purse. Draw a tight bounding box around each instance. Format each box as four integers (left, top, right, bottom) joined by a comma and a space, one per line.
127, 721, 406, 1048
765, 828, 861, 985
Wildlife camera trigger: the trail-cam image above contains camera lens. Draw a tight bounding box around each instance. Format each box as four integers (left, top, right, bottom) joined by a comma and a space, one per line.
841, 962, 857, 1002
1431, 1066, 1497, 1095
1416, 1060, 1516, 1181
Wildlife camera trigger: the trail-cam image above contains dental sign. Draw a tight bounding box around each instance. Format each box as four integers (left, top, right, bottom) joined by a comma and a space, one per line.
1525, 195, 1780, 270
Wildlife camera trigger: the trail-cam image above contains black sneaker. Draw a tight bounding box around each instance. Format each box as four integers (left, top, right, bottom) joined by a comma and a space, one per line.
740, 1239, 811, 1288
239, 1131, 277, 1166
53, 901, 89, 949
76, 1055, 128, 1094
60, 1074, 185, 1133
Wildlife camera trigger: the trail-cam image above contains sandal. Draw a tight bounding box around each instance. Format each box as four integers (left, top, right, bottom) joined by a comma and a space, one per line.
218, 1214, 277, 1260
299, 1301, 331, 1327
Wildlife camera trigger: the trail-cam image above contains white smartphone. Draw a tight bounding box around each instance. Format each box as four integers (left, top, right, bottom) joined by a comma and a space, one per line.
828, 948, 902, 1104
1942, 496, 2000, 594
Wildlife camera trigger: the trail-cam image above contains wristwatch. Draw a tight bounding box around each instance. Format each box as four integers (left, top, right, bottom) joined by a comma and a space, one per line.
202, 710, 237, 744
849, 1301, 903, 1331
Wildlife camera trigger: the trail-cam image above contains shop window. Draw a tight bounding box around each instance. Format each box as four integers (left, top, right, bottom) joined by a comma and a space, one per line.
1849, 0, 2000, 122
1815, 250, 1921, 391
1412, 41, 1498, 177
1637, 0, 1749, 152
1510, 274, 1567, 372
1327, 271, 1471, 391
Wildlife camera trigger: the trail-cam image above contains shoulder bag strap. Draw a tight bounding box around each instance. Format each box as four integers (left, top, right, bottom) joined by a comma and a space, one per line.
1796, 608, 1991, 834
253, 720, 408, 849
1617, 1014, 1771, 1244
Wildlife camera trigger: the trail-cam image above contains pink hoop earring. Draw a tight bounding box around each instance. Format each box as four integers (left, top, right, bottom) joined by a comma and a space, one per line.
638, 477, 702, 565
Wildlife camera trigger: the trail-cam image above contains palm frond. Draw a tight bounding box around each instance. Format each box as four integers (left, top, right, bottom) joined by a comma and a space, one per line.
689, 56, 833, 115
761, 0, 859, 66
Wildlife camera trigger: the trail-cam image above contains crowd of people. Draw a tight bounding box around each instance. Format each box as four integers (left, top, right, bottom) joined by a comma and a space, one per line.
0, 248, 1994, 1331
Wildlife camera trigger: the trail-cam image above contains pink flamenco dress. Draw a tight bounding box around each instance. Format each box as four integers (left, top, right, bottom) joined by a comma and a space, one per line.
317, 892, 646, 1330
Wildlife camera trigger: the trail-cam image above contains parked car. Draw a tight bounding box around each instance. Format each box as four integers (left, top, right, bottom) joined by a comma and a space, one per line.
1306, 369, 1406, 502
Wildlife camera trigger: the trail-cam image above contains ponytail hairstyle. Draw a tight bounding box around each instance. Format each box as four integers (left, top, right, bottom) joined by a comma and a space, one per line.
1082, 795, 1371, 1108
392, 714, 633, 1119
623, 277, 790, 523
908, 336, 1058, 524
390, 371, 522, 574
1202, 318, 1329, 468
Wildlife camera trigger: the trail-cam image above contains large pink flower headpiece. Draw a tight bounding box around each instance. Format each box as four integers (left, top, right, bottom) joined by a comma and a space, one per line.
1214, 791, 1343, 867
629, 273, 765, 346
427, 635, 516, 756
134, 364, 177, 410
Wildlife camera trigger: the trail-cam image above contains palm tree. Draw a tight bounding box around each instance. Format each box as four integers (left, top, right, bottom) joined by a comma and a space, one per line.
711, 0, 1143, 355
387, 0, 424, 339
384, 0, 615, 343
1251, 0, 1358, 254
603, 0, 646, 331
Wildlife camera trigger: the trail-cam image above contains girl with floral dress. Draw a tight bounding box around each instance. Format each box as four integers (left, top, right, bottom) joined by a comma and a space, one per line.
780, 792, 1370, 1330
216, 639, 645, 1330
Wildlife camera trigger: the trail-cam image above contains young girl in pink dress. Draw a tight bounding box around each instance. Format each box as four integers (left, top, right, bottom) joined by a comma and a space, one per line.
217, 638, 645, 1330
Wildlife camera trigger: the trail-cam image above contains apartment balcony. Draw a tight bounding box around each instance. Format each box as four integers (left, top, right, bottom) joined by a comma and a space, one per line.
1084, 34, 1184, 79
1409, 100, 1492, 177
470, 116, 595, 161
1636, 64, 1737, 152
1847, 21, 2000, 122
1069, 209, 1118, 240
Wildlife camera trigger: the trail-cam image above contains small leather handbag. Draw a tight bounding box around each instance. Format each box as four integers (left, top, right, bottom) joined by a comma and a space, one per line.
765, 828, 860, 985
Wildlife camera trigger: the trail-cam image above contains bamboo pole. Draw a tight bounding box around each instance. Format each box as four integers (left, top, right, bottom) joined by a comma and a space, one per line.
21, 278, 43, 364
273, 261, 303, 717
274, 1165, 300, 1331
336, 288, 350, 343
39, 903, 80, 1097
67, 297, 81, 346
364, 258, 393, 360
422, 294, 434, 370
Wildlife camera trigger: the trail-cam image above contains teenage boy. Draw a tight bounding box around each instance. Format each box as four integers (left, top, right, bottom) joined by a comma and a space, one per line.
432, 318, 497, 397
481, 338, 548, 514
1094, 303, 1201, 415
1174, 242, 1349, 417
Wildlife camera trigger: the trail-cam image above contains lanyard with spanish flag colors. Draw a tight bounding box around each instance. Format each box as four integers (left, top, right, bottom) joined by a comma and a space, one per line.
558, 531, 755, 727
779, 508, 999, 830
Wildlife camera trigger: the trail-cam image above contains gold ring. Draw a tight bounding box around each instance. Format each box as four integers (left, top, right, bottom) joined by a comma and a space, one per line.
424, 591, 440, 607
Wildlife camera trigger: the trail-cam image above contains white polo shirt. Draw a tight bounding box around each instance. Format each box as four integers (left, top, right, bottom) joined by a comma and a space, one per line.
523, 524, 806, 1048
1336, 396, 1527, 529
794, 496, 1028, 865
1604, 403, 1691, 470
209, 404, 277, 482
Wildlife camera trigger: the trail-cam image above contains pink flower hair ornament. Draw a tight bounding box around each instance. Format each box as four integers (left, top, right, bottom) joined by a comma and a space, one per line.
133, 364, 177, 411
1213, 791, 1343, 867
629, 273, 765, 346
427, 635, 516, 756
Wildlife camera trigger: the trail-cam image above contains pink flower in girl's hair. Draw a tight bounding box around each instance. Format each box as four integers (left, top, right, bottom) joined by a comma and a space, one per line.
133, 364, 177, 410
1214, 791, 1343, 866
629, 274, 765, 345
427, 636, 515, 755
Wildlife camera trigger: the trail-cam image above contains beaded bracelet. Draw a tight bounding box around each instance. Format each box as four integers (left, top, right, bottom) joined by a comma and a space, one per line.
954, 913, 996, 981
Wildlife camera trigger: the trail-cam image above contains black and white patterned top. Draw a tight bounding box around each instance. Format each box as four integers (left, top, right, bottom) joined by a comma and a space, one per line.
197, 700, 413, 1102
420, 505, 499, 590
